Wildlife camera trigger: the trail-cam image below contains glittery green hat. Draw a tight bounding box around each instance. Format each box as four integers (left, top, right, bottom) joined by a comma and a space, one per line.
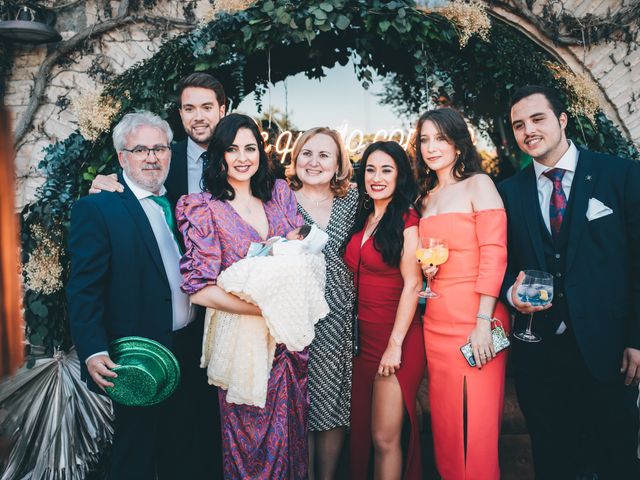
105, 336, 180, 407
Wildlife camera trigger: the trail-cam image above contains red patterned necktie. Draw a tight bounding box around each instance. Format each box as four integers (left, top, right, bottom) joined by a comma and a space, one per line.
543, 168, 567, 238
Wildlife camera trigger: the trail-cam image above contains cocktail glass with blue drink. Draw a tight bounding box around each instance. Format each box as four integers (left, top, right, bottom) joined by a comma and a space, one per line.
513, 270, 554, 343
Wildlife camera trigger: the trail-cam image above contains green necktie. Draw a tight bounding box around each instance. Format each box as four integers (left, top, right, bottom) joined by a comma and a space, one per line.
149, 195, 183, 254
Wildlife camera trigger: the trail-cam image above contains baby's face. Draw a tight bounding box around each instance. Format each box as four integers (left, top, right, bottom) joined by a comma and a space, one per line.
286, 228, 305, 241
286, 225, 311, 241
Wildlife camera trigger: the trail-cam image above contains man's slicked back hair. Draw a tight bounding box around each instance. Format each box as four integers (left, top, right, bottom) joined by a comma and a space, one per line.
176, 73, 227, 109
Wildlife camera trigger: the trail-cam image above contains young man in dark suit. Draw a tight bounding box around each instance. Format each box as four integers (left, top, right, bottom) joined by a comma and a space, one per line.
499, 85, 640, 479
163, 72, 226, 205
67, 112, 219, 479
90, 72, 226, 202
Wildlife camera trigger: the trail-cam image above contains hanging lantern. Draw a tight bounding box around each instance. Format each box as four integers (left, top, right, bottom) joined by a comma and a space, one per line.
0, 4, 61, 44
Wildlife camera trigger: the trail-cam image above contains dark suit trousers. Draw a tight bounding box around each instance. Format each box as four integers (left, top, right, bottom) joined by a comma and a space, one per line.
514, 329, 639, 480
109, 320, 222, 480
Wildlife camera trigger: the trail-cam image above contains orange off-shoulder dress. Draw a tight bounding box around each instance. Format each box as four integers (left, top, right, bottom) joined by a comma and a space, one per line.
420, 209, 509, 480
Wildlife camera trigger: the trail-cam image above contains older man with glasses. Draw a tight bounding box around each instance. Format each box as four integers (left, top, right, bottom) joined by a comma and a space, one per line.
67, 111, 217, 479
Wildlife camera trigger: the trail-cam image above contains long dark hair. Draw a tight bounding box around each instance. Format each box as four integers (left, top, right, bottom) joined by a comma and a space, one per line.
414, 108, 482, 202
352, 141, 417, 267
202, 113, 274, 201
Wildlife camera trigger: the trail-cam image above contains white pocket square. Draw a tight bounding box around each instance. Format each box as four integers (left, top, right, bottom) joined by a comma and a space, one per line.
586, 197, 613, 221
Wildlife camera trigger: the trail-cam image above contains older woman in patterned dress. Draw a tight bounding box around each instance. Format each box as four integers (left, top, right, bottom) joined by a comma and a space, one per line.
286, 127, 357, 480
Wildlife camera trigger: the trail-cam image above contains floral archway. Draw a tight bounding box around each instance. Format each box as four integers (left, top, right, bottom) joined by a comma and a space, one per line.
19, 0, 637, 361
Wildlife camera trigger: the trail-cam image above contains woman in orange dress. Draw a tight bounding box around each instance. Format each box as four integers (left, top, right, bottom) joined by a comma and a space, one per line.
416, 108, 509, 480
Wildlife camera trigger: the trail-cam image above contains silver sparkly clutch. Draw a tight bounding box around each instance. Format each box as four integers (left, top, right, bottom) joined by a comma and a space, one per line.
460, 319, 510, 367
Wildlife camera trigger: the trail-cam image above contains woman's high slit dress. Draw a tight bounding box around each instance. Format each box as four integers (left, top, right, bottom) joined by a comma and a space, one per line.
420, 209, 509, 480
344, 209, 426, 480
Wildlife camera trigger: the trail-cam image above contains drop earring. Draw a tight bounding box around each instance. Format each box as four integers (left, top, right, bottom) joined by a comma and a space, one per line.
363, 192, 372, 209
457, 151, 464, 172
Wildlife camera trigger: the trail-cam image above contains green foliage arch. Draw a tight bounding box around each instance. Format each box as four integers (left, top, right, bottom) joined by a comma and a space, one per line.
20, 0, 638, 358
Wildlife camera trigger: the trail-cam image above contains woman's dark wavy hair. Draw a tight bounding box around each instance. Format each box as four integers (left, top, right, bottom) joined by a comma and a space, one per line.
202, 113, 274, 201
352, 141, 417, 268
413, 108, 482, 206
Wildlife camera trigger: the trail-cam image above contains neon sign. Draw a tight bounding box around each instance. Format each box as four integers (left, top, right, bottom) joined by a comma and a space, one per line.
261, 122, 416, 162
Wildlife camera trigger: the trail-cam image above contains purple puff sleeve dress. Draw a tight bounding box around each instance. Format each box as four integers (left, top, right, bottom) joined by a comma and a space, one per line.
176, 179, 308, 480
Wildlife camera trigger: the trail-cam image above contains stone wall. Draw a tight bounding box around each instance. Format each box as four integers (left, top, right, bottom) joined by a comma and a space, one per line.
5, 0, 639, 209
5, 0, 203, 209
491, 0, 640, 144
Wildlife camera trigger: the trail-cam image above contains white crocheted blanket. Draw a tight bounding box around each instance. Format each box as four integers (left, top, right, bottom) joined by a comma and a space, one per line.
200, 253, 329, 407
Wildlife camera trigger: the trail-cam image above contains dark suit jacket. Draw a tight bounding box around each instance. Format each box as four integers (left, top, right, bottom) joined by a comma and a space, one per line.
165, 139, 189, 207
499, 148, 640, 381
163, 138, 206, 318
67, 174, 175, 393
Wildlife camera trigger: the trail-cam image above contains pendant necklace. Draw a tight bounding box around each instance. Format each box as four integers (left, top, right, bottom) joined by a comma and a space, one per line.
235, 195, 253, 215
366, 211, 383, 237
300, 190, 331, 207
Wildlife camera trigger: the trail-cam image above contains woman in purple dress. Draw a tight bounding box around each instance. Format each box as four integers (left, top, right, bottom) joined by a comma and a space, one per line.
176, 113, 307, 479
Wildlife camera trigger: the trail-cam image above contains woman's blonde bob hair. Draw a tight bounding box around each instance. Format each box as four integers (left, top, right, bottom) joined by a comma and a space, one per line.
286, 127, 352, 198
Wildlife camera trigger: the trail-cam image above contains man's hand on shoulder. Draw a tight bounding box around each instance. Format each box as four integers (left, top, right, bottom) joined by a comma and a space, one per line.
89, 173, 124, 194
86, 354, 118, 391
620, 347, 640, 386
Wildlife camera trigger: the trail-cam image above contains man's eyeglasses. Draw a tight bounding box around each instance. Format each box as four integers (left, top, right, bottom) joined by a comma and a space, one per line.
123, 145, 171, 160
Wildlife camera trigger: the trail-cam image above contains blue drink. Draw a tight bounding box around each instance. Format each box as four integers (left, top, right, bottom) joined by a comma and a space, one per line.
516, 284, 553, 306
514, 270, 554, 343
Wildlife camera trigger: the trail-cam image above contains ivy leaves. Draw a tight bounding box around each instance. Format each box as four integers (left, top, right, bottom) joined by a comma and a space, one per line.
238, 0, 352, 47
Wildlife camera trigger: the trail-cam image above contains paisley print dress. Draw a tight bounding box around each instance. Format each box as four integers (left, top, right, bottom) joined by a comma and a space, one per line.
177, 179, 308, 479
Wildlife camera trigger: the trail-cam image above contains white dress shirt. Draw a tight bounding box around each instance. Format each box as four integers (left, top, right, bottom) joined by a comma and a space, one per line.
187, 137, 207, 194
86, 173, 193, 363
508, 141, 579, 334
124, 172, 193, 331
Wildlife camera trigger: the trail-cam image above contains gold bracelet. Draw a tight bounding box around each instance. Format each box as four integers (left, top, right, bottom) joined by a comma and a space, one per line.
476, 313, 492, 322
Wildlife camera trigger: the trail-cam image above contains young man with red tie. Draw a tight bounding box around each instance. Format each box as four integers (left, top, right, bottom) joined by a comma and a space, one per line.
500, 85, 640, 479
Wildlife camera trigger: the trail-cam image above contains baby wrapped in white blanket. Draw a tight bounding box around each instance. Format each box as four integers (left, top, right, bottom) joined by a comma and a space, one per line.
201, 225, 330, 407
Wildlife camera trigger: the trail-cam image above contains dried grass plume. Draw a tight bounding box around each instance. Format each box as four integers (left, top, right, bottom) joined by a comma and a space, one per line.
73, 91, 121, 141
23, 224, 64, 295
420, 0, 491, 47
545, 62, 602, 121
202, 0, 255, 22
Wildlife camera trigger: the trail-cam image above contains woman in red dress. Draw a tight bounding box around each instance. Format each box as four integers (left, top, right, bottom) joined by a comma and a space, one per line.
344, 141, 426, 480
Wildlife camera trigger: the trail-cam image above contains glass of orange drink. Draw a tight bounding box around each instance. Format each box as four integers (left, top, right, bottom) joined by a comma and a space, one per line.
416, 237, 448, 298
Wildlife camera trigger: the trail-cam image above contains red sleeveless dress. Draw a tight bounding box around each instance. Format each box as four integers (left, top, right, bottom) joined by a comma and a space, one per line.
344, 209, 426, 479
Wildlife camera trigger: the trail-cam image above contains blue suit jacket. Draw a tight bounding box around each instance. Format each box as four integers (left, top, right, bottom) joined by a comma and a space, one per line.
67, 174, 175, 392
499, 148, 640, 381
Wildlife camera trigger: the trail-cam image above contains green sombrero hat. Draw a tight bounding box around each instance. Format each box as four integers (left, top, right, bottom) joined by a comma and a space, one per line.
105, 336, 180, 407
